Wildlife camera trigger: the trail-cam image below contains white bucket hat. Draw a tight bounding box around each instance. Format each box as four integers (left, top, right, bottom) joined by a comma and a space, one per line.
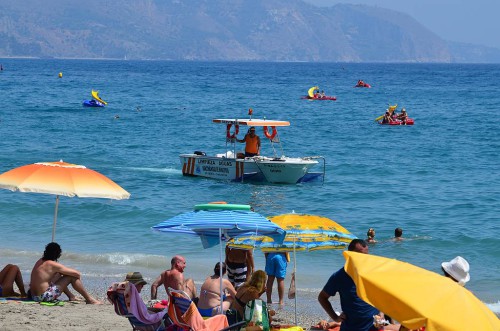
441, 256, 470, 286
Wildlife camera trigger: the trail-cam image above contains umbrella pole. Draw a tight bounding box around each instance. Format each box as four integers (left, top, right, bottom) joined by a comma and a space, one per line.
52, 195, 60, 242
219, 228, 224, 315
293, 240, 297, 326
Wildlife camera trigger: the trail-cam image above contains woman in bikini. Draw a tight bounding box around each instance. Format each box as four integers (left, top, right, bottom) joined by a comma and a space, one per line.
197, 262, 236, 317
230, 270, 267, 319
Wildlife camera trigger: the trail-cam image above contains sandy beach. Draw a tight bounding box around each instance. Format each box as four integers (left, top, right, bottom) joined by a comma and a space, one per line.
0, 284, 328, 331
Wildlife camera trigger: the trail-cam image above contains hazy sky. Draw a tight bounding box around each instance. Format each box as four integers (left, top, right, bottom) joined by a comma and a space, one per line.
304, 0, 500, 49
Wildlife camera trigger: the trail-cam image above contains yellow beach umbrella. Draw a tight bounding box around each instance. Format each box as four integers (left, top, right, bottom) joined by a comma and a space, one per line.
0, 160, 130, 241
343, 251, 500, 331
229, 213, 356, 252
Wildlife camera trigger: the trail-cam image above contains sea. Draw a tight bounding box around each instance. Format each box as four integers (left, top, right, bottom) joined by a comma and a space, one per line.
0, 59, 499, 316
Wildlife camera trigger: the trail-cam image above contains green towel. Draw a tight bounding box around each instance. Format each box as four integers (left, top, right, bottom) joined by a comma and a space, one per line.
40, 300, 65, 306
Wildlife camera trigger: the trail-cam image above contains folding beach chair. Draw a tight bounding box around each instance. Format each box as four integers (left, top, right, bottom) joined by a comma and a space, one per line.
167, 287, 240, 331
107, 282, 170, 331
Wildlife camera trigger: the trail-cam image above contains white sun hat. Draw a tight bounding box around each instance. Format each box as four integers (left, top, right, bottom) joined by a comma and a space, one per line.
441, 256, 470, 286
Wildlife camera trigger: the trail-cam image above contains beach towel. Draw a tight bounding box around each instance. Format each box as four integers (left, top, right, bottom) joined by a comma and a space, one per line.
107, 281, 166, 325
128, 282, 167, 324
168, 289, 229, 331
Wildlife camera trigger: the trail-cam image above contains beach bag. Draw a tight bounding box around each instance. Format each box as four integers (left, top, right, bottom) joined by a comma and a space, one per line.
244, 299, 270, 331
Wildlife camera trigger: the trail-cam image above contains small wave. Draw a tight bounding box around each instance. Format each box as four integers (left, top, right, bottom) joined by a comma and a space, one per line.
485, 301, 500, 315
62, 251, 168, 268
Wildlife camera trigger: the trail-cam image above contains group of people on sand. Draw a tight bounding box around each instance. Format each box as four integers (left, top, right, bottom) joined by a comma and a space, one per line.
366, 227, 404, 243
1, 238, 471, 331
382, 108, 409, 124
140, 248, 281, 324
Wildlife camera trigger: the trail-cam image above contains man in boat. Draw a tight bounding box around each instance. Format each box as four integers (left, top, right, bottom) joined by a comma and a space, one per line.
236, 126, 261, 157
397, 108, 408, 124
382, 111, 392, 124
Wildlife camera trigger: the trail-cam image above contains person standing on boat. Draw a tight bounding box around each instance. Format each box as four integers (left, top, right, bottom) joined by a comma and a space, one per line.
237, 126, 261, 157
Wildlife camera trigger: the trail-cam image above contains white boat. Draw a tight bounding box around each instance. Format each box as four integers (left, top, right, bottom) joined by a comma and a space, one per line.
180, 118, 325, 184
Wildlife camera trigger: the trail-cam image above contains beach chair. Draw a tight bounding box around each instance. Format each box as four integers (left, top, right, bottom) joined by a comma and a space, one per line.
107, 282, 170, 331
167, 287, 238, 331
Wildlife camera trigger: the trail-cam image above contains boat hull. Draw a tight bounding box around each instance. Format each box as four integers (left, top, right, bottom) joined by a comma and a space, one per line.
83, 100, 105, 107
180, 154, 318, 184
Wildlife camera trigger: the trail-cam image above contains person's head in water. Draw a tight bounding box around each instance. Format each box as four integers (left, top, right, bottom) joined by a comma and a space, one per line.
366, 228, 376, 242
43, 242, 62, 261
394, 228, 403, 238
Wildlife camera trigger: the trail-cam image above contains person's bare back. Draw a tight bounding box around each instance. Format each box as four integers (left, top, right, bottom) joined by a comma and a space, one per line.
30, 258, 79, 296
151, 255, 196, 299
30, 242, 101, 304
161, 268, 184, 291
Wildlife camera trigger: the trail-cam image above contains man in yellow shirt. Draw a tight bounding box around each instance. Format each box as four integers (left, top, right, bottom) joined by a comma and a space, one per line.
237, 127, 261, 157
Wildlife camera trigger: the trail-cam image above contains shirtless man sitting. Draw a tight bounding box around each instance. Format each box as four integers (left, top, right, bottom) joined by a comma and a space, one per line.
30, 242, 100, 304
151, 255, 197, 300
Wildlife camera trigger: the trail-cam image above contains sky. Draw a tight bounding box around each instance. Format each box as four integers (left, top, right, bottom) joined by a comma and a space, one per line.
304, 0, 500, 49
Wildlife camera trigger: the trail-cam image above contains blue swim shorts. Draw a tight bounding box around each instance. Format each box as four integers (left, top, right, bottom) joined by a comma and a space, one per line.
265, 252, 287, 279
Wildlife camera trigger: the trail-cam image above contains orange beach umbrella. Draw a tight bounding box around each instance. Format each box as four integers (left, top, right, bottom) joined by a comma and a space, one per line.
0, 160, 130, 241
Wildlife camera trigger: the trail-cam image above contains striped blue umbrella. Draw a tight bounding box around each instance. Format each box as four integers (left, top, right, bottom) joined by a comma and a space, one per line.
152, 205, 286, 248
152, 203, 286, 314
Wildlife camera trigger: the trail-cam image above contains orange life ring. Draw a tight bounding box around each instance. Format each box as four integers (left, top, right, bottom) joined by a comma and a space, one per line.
226, 124, 239, 139
263, 126, 277, 140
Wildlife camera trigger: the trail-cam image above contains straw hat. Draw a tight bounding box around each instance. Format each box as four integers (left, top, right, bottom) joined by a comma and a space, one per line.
125, 272, 147, 286
441, 256, 470, 286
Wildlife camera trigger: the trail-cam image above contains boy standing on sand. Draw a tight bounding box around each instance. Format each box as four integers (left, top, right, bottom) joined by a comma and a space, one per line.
30, 242, 101, 304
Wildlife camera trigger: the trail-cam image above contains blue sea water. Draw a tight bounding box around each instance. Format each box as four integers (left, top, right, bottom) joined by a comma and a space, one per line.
0, 59, 499, 315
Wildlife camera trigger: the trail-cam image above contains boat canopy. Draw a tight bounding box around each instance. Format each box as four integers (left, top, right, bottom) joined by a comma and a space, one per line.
212, 118, 290, 127
308, 86, 319, 98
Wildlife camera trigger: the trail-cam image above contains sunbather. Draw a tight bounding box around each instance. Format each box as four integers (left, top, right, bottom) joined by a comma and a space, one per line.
151, 255, 197, 300
0, 264, 27, 297
197, 262, 236, 317
30, 242, 101, 304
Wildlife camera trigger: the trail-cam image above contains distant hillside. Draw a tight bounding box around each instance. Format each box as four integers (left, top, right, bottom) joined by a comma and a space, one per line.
0, 0, 499, 62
